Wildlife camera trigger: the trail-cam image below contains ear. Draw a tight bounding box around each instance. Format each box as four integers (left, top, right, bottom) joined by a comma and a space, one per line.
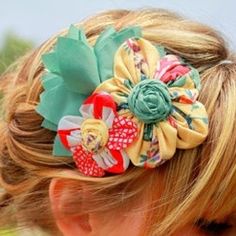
49, 178, 93, 236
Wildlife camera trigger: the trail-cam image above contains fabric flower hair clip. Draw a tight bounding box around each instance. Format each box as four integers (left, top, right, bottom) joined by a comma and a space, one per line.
37, 25, 208, 177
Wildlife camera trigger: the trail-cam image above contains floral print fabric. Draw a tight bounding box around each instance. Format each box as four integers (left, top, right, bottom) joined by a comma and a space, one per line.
57, 92, 137, 176
95, 37, 208, 168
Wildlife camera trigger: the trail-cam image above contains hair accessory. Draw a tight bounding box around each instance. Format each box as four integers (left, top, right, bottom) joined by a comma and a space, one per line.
36, 25, 141, 157
58, 92, 137, 177
37, 25, 208, 176
95, 37, 208, 168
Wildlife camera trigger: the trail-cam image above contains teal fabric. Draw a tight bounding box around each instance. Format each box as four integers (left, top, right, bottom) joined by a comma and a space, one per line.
67, 25, 87, 41
36, 25, 142, 156
42, 119, 57, 131
94, 26, 142, 82
53, 135, 72, 156
128, 79, 172, 124
41, 52, 60, 73
155, 45, 166, 58
57, 37, 100, 94
37, 81, 87, 128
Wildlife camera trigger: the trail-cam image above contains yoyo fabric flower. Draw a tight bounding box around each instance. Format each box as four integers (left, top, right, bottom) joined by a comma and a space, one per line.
95, 37, 208, 168
57, 92, 137, 177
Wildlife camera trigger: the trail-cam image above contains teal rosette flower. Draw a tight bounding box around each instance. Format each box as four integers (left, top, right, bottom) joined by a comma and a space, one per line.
127, 79, 172, 124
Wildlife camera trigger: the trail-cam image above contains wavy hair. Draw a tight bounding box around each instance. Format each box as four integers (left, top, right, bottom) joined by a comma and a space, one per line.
0, 8, 236, 235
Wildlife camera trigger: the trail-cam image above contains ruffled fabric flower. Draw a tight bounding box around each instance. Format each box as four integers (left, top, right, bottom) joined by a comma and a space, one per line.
57, 92, 137, 176
95, 38, 208, 168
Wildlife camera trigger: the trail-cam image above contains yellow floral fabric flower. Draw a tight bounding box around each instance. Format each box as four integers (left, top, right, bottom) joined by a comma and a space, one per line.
95, 37, 208, 168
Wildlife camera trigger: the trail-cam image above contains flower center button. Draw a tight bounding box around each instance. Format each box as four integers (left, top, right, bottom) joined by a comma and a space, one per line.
81, 119, 109, 153
128, 79, 172, 124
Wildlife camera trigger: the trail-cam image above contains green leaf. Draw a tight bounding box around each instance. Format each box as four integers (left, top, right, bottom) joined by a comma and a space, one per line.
53, 135, 72, 156
94, 26, 142, 82
42, 52, 60, 74
57, 37, 100, 94
36, 81, 87, 128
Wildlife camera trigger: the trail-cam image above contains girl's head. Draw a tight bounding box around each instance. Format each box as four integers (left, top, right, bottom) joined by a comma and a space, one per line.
0, 8, 236, 236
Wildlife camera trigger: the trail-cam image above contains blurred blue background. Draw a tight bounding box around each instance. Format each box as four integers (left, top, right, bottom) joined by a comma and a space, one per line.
1, 0, 235, 48
1, 0, 235, 74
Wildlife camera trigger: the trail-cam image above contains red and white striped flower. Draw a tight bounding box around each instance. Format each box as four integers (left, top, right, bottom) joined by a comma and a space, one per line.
57, 92, 138, 177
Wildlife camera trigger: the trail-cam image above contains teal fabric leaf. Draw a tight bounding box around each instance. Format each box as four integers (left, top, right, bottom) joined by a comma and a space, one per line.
57, 37, 100, 94
36, 82, 87, 127
41, 73, 63, 90
94, 26, 116, 46
94, 26, 142, 82
53, 135, 72, 156
67, 25, 87, 42
42, 52, 60, 74
42, 119, 57, 131
189, 67, 201, 90
156, 45, 166, 58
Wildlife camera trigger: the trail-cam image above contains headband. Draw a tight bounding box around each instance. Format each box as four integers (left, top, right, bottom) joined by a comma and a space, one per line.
37, 25, 208, 177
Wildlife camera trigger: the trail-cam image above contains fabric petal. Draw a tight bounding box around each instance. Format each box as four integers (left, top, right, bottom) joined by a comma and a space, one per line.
106, 149, 130, 174
154, 55, 187, 81
82, 92, 117, 119
93, 149, 118, 169
154, 54, 201, 91
107, 116, 138, 150
73, 145, 105, 177
67, 25, 87, 41
155, 121, 178, 160
125, 121, 168, 167
102, 107, 116, 128
57, 36, 100, 94
167, 66, 201, 91
57, 115, 84, 149
169, 87, 199, 104
114, 37, 160, 85
42, 53, 60, 74
58, 115, 84, 130
125, 121, 147, 166
171, 101, 209, 148
79, 103, 94, 119
36, 82, 87, 130
94, 77, 130, 105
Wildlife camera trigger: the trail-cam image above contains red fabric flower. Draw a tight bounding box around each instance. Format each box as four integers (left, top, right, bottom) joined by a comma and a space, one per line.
58, 92, 138, 177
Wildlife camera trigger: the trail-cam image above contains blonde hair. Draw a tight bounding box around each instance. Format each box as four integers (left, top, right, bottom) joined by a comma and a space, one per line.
0, 8, 236, 235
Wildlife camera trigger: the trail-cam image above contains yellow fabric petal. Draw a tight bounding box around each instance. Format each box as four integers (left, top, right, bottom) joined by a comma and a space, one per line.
156, 121, 177, 160
172, 101, 208, 148
114, 38, 161, 84
95, 77, 129, 104
125, 121, 146, 166
168, 87, 199, 103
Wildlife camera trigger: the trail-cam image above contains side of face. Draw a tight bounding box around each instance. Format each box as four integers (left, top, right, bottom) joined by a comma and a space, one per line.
49, 179, 236, 236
